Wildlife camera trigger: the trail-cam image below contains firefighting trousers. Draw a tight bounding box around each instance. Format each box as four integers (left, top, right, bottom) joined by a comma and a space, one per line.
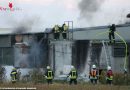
109, 32, 115, 43
54, 33, 60, 40
62, 33, 67, 39
69, 79, 77, 85
47, 79, 53, 84
90, 79, 97, 84
106, 79, 113, 85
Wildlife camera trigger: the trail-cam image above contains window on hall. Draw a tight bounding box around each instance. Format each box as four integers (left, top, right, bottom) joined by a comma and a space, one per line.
0, 48, 14, 65
113, 44, 125, 57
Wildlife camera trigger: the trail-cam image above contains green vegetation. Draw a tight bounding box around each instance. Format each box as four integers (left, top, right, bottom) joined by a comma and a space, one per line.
99, 70, 130, 85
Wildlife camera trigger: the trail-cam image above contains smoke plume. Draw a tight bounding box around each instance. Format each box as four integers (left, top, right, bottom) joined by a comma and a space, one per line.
78, 0, 130, 26
29, 35, 44, 68
78, 0, 105, 20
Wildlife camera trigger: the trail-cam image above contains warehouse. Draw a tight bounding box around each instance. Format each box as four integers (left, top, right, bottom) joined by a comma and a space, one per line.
0, 23, 130, 78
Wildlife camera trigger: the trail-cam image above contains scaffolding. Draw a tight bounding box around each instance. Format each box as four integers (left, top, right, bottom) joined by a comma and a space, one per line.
64, 21, 73, 40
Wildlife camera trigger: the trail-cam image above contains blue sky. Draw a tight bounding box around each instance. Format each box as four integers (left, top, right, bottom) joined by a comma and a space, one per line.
0, 0, 130, 32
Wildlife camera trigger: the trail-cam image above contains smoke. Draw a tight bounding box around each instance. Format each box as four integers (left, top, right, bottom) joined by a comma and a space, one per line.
14, 35, 46, 68
78, 0, 130, 26
127, 13, 130, 18
14, 41, 29, 68
12, 16, 42, 33
13, 26, 28, 34
29, 35, 44, 68
78, 0, 105, 20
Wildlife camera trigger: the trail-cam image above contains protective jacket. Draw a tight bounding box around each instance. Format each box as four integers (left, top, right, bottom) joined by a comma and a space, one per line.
89, 69, 98, 79
45, 69, 54, 79
10, 70, 17, 82
106, 70, 113, 80
69, 69, 78, 79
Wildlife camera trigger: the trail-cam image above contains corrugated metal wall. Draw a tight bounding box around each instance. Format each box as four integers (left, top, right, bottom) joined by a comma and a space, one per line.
0, 35, 14, 65
72, 40, 89, 73
0, 35, 11, 47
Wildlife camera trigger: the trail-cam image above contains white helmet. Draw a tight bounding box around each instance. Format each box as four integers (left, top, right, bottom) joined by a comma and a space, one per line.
47, 66, 50, 69
92, 64, 96, 69
71, 66, 74, 69
124, 68, 127, 71
107, 66, 111, 70
12, 67, 17, 71
71, 66, 75, 70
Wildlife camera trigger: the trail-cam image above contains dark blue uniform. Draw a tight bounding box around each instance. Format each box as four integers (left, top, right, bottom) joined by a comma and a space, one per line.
109, 24, 116, 43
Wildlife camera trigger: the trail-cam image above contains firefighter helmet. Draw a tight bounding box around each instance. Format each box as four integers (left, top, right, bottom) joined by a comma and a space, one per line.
92, 64, 96, 69
71, 66, 75, 70
124, 68, 127, 72
107, 66, 111, 70
47, 66, 50, 69
12, 68, 16, 71
71, 66, 74, 69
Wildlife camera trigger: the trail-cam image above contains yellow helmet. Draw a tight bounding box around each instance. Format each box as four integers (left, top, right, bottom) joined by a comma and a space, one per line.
12, 68, 16, 70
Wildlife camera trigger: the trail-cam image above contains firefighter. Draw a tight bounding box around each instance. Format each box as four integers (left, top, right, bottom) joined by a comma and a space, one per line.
10, 67, 17, 83
61, 23, 68, 40
89, 64, 98, 84
106, 66, 113, 85
68, 66, 78, 85
44, 66, 54, 85
109, 24, 116, 44
52, 25, 60, 40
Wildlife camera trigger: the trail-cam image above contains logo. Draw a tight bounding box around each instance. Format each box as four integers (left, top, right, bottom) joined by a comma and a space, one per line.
9, 2, 13, 9
0, 2, 22, 11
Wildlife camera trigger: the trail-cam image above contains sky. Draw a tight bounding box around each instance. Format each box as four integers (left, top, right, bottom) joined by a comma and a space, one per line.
0, 0, 79, 30
0, 0, 130, 32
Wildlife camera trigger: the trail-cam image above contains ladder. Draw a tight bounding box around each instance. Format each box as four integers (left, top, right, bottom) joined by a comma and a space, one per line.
64, 21, 73, 40
102, 40, 111, 67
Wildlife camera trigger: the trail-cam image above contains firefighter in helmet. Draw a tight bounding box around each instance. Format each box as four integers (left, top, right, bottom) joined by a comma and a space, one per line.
68, 66, 78, 85
109, 24, 116, 44
44, 66, 54, 84
10, 67, 17, 83
52, 25, 60, 40
61, 23, 68, 40
89, 64, 98, 84
106, 66, 113, 85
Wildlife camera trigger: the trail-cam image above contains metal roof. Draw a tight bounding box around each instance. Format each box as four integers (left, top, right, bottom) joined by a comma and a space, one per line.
45, 23, 130, 33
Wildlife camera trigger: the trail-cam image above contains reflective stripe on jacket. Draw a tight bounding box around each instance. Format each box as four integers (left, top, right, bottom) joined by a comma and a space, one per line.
11, 70, 17, 75
47, 71, 53, 79
63, 25, 68, 32
90, 70, 97, 79
106, 70, 113, 80
107, 76, 113, 80
70, 70, 77, 79
54, 25, 60, 33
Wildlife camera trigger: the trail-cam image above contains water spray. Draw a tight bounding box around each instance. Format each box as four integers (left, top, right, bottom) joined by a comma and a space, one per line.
115, 32, 128, 70
95, 30, 128, 71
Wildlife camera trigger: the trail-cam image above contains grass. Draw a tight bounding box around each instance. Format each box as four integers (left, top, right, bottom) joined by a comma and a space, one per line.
0, 83, 130, 90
